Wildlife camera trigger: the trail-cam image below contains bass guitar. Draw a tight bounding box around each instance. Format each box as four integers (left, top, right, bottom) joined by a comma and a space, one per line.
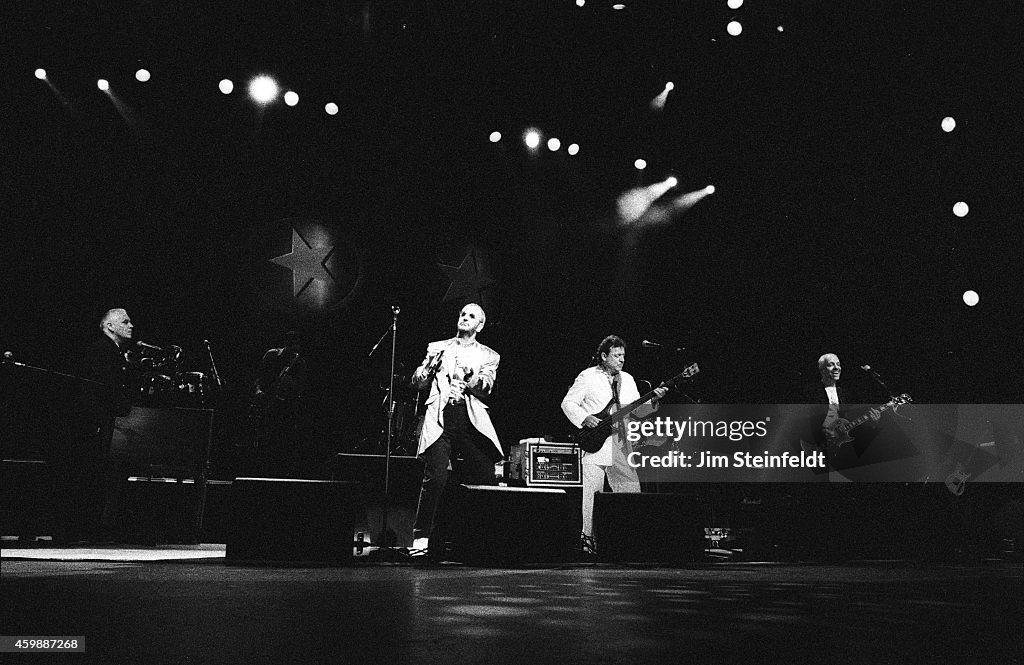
573, 363, 699, 453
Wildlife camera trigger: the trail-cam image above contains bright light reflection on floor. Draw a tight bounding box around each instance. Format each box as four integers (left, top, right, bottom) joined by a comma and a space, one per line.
448, 605, 534, 617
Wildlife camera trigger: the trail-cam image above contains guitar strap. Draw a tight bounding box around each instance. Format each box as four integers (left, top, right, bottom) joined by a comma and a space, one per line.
609, 374, 622, 439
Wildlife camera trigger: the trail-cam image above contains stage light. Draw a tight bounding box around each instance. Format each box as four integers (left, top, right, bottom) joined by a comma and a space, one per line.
489, 131, 502, 143
727, 21, 742, 36
576, 0, 585, 6
777, 25, 784, 32
248, 75, 279, 105
547, 137, 561, 151
97, 79, 110, 91
634, 159, 647, 170
325, 102, 339, 115
524, 129, 541, 149
665, 81, 674, 91
284, 91, 299, 106
963, 290, 979, 307
953, 201, 969, 217
705, 185, 716, 194
34, 68, 46, 80
727, 0, 744, 8
219, 79, 234, 94
666, 177, 678, 188
567, 143, 580, 156
941, 116, 956, 132
135, 69, 150, 82
613, 4, 625, 9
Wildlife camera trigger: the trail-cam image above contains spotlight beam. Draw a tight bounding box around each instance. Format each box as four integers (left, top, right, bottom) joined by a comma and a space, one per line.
616, 177, 678, 226
649, 82, 674, 112
617, 182, 713, 229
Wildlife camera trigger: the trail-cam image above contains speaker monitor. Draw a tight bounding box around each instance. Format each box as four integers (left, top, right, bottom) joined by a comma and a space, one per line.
226, 478, 363, 564
594, 492, 707, 563
440, 484, 577, 565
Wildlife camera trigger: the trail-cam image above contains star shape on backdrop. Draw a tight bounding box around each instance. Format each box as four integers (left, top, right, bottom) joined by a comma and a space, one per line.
271, 228, 335, 297
438, 246, 495, 304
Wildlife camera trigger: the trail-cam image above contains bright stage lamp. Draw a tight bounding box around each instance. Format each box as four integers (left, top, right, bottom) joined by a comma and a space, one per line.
248, 76, 279, 105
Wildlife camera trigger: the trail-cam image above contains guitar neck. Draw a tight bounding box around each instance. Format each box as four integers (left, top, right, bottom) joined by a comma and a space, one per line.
602, 388, 661, 426
595, 365, 697, 428
841, 400, 897, 432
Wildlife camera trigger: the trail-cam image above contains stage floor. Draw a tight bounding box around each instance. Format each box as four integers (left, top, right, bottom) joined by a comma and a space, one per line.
2, 546, 1021, 664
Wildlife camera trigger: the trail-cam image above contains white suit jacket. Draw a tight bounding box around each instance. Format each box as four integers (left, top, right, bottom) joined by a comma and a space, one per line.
561, 366, 655, 466
414, 338, 502, 458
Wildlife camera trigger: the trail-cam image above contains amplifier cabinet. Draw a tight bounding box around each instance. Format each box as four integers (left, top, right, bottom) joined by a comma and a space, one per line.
509, 439, 582, 487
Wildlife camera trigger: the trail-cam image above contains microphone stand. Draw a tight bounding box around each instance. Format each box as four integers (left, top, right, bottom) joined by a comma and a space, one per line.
863, 366, 896, 400
366, 307, 408, 561
2, 353, 110, 389
204, 340, 223, 391
642, 345, 700, 403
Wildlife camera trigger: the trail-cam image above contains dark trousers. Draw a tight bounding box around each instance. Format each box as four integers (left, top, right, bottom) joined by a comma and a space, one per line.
413, 404, 496, 539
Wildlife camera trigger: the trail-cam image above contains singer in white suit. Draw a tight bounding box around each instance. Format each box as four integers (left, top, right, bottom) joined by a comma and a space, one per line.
410, 303, 501, 553
561, 335, 665, 553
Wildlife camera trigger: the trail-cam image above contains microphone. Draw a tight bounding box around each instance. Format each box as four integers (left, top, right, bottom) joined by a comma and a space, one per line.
392, 305, 401, 315
2, 351, 13, 363
642, 339, 685, 352
430, 349, 446, 372
203, 339, 211, 349
135, 340, 162, 351
861, 364, 894, 395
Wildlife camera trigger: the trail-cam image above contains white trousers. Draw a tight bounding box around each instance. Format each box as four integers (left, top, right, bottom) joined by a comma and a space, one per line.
581, 438, 640, 538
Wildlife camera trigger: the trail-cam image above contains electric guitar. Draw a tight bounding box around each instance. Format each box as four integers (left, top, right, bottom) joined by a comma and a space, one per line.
573, 363, 699, 453
824, 393, 912, 450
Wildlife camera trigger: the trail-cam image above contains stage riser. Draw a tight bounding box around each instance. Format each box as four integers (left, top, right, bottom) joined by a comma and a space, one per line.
3, 460, 1020, 563
594, 492, 707, 564
224, 478, 362, 565
324, 454, 422, 547
728, 484, 1024, 561
0, 461, 57, 536
439, 484, 579, 565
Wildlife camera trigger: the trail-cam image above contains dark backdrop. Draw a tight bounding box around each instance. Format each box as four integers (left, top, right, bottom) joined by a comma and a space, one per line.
4, 1, 1022, 472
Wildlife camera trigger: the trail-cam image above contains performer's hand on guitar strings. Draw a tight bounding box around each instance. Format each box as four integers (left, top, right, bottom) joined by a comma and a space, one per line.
582, 415, 601, 428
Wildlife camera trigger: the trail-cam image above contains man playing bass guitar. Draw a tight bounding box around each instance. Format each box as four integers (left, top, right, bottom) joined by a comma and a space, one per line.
561, 335, 667, 555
